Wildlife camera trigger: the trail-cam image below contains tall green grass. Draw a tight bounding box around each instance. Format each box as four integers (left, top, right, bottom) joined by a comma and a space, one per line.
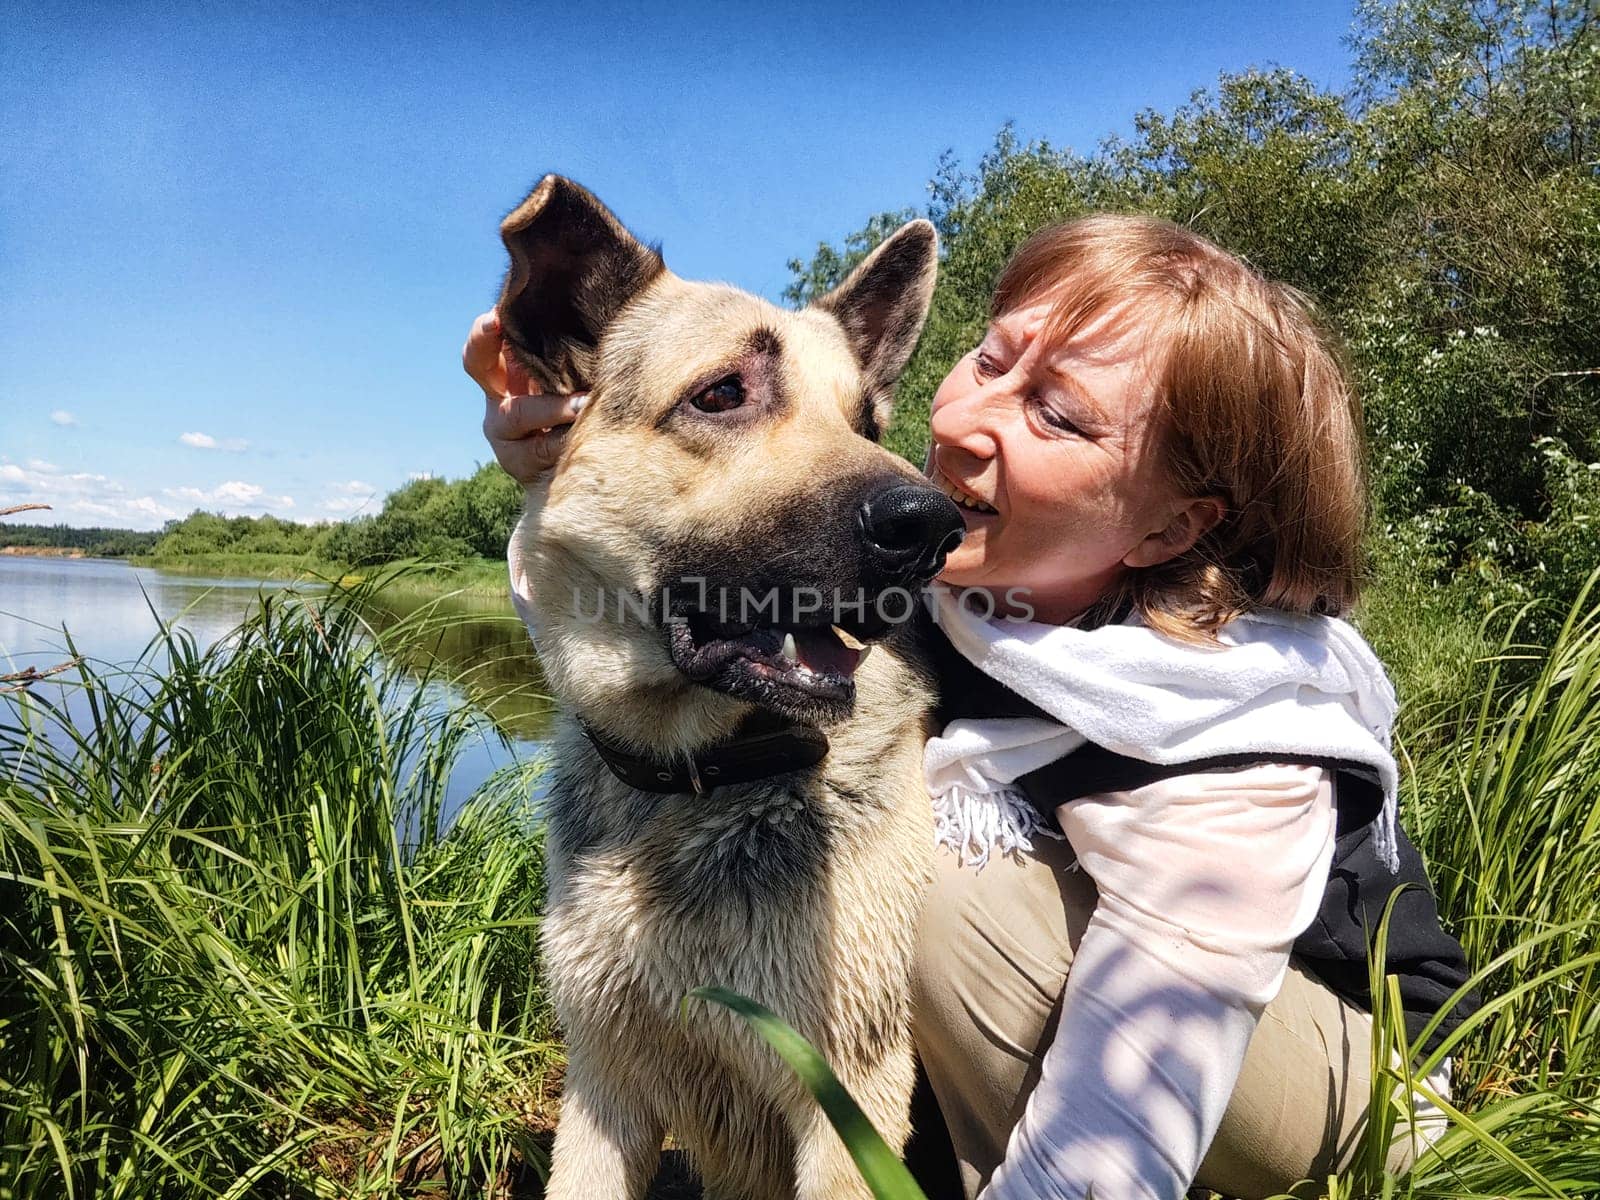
1371, 580, 1600, 1197
0, 582, 557, 1198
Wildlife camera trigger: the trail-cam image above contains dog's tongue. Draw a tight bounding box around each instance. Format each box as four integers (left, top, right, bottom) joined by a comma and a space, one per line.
793, 627, 862, 677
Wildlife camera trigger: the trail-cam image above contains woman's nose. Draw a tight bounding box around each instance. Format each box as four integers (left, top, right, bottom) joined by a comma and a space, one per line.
931, 383, 1003, 461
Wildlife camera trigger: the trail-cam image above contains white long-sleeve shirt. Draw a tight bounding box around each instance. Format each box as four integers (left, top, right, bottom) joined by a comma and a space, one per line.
981, 763, 1337, 1200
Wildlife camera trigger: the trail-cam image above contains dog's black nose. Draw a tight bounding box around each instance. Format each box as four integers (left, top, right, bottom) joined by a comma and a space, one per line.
857, 484, 967, 584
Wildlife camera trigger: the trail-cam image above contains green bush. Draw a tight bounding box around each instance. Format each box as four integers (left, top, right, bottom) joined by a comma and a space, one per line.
144, 464, 523, 575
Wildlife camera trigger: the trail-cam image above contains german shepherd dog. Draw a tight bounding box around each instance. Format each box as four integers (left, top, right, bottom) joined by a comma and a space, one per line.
498, 176, 963, 1199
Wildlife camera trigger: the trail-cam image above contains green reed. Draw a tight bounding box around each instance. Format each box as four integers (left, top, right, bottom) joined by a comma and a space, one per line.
1365, 576, 1600, 1197
0, 577, 557, 1198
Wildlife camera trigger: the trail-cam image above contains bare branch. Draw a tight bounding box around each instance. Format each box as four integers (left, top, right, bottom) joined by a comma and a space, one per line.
0, 503, 52, 518
0, 658, 83, 693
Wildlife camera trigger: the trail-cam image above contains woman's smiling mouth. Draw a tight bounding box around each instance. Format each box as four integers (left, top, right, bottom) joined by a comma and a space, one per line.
930, 460, 999, 516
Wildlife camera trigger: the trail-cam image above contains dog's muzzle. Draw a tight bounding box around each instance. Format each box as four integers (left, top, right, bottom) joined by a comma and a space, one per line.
655, 478, 965, 724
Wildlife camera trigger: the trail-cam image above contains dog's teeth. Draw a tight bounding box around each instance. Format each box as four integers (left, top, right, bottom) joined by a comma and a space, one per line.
780, 632, 798, 663
831, 625, 867, 651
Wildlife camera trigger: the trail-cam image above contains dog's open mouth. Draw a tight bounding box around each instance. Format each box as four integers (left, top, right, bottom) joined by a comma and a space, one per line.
666, 612, 874, 707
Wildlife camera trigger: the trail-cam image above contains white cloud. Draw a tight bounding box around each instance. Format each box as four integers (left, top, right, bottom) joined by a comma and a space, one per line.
2, 457, 303, 530
320, 479, 379, 517
214, 480, 263, 505
89, 495, 181, 524
0, 457, 179, 529
162, 480, 294, 512
50, 410, 79, 427
178, 431, 249, 452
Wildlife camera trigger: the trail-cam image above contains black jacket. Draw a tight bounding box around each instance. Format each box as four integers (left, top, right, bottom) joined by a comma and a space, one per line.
924, 617, 1480, 1057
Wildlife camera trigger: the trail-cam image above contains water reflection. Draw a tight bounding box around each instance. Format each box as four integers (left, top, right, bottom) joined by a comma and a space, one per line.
358, 585, 556, 742
0, 555, 292, 670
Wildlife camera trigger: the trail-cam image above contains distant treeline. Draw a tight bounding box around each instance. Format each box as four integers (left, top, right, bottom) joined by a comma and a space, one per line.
0, 522, 161, 557
145, 463, 523, 568
3, 463, 524, 573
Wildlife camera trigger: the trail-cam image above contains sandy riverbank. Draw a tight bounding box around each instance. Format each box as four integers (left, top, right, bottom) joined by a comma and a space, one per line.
1, 545, 87, 558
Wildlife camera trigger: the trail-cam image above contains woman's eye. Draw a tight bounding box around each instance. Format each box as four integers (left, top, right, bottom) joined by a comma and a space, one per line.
1032, 399, 1082, 436
691, 376, 746, 413
974, 350, 1005, 379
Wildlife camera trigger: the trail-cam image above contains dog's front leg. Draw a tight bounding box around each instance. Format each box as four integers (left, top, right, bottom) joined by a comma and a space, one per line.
545, 1061, 664, 1200
790, 1103, 876, 1200
789, 1048, 916, 1200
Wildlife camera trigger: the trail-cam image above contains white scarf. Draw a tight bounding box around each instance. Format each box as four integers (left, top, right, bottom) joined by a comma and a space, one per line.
922, 584, 1401, 872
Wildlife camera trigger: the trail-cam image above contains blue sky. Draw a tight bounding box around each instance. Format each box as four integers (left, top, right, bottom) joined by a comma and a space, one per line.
1, 0, 1356, 530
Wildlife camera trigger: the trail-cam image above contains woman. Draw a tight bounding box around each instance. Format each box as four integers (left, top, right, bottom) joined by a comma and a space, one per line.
463, 214, 1477, 1199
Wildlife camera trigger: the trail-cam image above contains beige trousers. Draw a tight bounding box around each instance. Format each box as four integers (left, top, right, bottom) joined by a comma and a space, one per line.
910, 832, 1448, 1199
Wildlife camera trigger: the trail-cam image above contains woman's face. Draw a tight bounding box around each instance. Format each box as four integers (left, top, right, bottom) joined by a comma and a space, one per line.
927, 299, 1217, 625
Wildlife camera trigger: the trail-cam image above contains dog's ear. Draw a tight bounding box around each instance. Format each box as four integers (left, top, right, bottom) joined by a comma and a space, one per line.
812, 219, 939, 429
497, 175, 666, 393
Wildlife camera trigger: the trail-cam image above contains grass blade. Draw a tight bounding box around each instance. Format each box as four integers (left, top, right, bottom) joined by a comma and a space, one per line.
686, 986, 928, 1200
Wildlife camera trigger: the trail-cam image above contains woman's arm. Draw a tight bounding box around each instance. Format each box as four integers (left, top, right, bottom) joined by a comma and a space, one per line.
981, 764, 1337, 1200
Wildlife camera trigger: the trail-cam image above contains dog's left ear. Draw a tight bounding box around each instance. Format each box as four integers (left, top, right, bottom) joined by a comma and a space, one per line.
812, 220, 939, 432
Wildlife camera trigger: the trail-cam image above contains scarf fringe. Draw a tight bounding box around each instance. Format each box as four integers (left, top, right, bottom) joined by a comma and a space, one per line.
931, 785, 1064, 870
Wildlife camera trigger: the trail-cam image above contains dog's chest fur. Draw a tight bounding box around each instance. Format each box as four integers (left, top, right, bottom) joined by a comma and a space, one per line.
542, 724, 930, 1043
537, 639, 937, 1119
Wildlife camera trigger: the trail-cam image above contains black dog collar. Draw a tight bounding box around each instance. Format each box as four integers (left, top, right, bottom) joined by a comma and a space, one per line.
578, 716, 830, 795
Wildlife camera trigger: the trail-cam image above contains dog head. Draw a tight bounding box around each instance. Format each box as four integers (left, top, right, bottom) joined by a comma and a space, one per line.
501, 176, 962, 749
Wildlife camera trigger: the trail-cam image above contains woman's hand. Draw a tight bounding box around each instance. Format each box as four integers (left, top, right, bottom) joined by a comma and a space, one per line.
463, 310, 587, 485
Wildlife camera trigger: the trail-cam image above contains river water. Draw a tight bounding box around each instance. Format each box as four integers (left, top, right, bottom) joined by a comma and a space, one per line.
0, 554, 553, 818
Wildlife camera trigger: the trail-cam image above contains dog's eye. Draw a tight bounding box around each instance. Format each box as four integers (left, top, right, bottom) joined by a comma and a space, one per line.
691, 376, 746, 413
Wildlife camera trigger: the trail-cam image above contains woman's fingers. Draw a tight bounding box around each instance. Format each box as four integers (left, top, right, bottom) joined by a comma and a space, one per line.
500, 341, 532, 398
483, 393, 589, 484
462, 310, 507, 394
466, 309, 588, 484
494, 425, 574, 481
483, 392, 588, 444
